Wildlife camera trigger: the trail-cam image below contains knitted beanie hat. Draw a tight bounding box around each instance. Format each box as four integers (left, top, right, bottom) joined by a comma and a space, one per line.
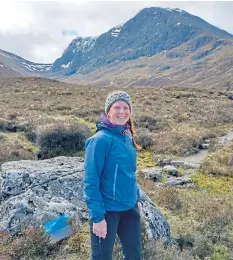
105, 91, 132, 114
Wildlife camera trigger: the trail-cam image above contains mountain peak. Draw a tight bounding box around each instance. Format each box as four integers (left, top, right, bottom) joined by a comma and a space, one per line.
69, 36, 97, 54
49, 6, 233, 76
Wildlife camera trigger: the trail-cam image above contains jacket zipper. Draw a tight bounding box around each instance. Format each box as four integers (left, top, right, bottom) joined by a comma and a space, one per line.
113, 164, 118, 200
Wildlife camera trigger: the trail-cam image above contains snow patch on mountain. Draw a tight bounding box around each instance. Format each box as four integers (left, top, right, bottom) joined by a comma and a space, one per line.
111, 28, 121, 37
165, 7, 173, 12
110, 24, 124, 37
111, 27, 121, 37
0, 51, 11, 58
61, 62, 71, 68
165, 7, 186, 13
69, 36, 97, 54
21, 62, 51, 72
174, 8, 186, 13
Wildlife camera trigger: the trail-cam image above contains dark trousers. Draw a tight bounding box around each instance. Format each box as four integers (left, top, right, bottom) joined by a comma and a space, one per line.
90, 204, 142, 260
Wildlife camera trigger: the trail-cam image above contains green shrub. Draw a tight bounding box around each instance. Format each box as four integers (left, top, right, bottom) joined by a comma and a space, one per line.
24, 130, 37, 143
0, 119, 31, 133
36, 122, 91, 159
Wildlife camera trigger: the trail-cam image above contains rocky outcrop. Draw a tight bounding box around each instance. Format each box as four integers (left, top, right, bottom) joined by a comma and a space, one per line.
0, 156, 171, 242
139, 189, 171, 241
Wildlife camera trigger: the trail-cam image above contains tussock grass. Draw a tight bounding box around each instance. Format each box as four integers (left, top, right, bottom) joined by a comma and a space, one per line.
200, 142, 233, 177
1, 77, 233, 163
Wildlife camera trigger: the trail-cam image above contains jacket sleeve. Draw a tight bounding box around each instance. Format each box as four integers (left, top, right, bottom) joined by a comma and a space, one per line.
83, 135, 109, 223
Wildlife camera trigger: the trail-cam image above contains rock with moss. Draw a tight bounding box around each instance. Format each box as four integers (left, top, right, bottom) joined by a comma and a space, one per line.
139, 187, 171, 242
163, 165, 178, 176
140, 167, 162, 182
0, 156, 171, 243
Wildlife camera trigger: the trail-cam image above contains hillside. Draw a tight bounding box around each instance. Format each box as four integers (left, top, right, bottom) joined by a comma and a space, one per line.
0, 49, 51, 78
66, 36, 233, 91
0, 60, 22, 78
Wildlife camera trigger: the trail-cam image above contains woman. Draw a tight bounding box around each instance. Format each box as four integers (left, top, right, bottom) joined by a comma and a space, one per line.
84, 91, 142, 260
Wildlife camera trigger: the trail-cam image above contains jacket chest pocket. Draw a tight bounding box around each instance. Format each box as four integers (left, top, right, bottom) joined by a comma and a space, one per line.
112, 164, 118, 200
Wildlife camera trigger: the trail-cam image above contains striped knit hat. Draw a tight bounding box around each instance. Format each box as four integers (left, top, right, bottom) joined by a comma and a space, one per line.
105, 91, 132, 114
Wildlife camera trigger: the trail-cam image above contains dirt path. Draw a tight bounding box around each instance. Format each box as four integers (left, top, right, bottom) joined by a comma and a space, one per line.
181, 130, 233, 165
180, 149, 208, 164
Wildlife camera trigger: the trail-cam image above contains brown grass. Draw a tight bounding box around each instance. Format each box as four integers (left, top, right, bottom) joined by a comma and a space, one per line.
201, 142, 233, 177
1, 77, 233, 259
0, 77, 233, 163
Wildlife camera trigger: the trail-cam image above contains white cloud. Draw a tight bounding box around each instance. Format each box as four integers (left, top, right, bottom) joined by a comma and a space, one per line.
0, 2, 34, 33
0, 1, 233, 63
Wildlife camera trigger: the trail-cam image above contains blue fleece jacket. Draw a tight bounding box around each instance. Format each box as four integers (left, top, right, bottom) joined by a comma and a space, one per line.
83, 122, 141, 223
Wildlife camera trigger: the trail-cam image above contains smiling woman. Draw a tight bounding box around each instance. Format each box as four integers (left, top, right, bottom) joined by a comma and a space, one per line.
107, 101, 131, 125
84, 90, 143, 260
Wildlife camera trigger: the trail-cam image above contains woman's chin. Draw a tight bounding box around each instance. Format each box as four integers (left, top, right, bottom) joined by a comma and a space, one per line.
116, 121, 127, 126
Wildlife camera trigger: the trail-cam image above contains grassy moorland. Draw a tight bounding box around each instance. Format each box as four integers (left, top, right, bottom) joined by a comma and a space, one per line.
0, 76, 233, 259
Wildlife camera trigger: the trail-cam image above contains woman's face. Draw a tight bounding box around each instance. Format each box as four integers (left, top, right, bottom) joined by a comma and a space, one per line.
108, 101, 131, 125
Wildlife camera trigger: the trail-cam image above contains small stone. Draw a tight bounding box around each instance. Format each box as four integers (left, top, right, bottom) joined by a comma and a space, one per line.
165, 177, 193, 187
141, 167, 162, 182
163, 165, 178, 176
170, 160, 184, 167
201, 143, 209, 149
183, 162, 200, 169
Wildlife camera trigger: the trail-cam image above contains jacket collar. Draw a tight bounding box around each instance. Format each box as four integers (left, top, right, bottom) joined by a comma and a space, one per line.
96, 113, 130, 135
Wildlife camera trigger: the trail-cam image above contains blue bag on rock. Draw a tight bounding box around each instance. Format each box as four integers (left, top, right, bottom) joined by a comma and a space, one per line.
43, 214, 73, 241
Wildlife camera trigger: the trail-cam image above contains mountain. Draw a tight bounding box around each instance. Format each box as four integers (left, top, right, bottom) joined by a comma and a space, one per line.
49, 7, 233, 82
1, 6, 233, 90
50, 36, 97, 76
0, 60, 21, 78
0, 49, 51, 78
65, 36, 233, 91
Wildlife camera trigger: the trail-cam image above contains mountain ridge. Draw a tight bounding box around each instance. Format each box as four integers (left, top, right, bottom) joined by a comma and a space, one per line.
1, 6, 233, 90
0, 49, 51, 77
48, 6, 233, 78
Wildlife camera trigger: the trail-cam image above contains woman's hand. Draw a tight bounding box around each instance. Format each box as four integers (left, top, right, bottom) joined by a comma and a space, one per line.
93, 219, 107, 239
138, 201, 142, 213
